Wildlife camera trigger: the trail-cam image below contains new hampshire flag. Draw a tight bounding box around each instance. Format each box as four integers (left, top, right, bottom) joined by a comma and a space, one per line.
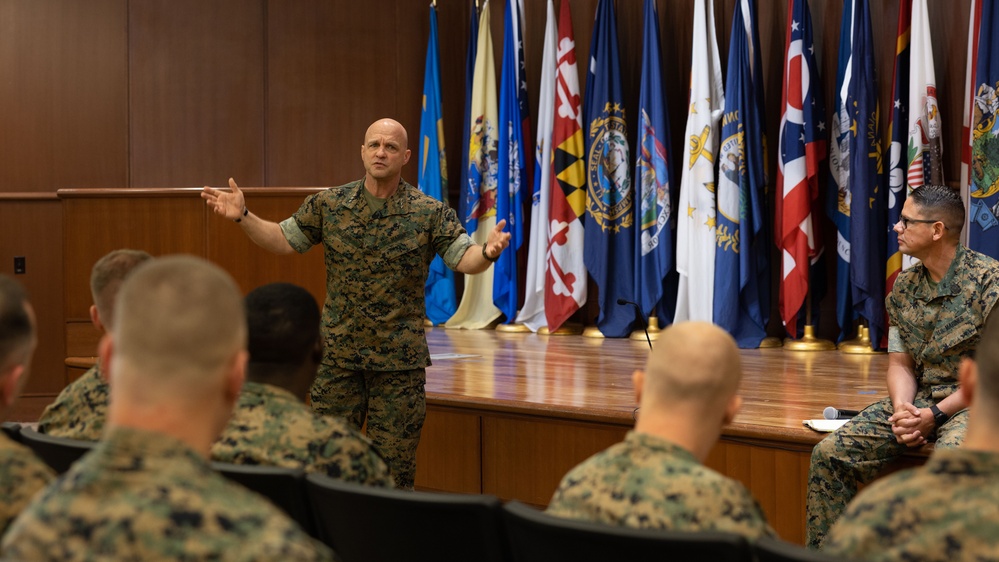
583, 0, 636, 338
634, 0, 674, 326
714, 0, 769, 348
418, 3, 456, 326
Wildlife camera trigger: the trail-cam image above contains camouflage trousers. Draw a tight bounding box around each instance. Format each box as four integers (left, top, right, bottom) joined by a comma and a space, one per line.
805, 393, 967, 549
310, 365, 426, 489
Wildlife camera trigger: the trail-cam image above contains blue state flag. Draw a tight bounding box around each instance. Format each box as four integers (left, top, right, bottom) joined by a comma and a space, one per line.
494, 0, 530, 322
848, 0, 886, 347
459, 0, 480, 231
969, 0, 999, 257
827, 0, 856, 342
582, 0, 637, 338
634, 0, 674, 326
713, 0, 769, 348
418, 4, 456, 325
884, 0, 910, 345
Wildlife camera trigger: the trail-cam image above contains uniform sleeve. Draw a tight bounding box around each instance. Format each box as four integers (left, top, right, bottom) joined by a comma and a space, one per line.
282, 192, 327, 254
432, 203, 473, 270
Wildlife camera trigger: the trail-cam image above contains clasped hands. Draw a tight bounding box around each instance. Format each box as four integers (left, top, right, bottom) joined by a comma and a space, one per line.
888, 402, 934, 448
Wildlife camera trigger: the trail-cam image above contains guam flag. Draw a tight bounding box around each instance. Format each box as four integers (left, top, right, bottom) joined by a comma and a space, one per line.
583, 0, 636, 337
417, 3, 456, 325
714, 0, 769, 348
968, 0, 999, 258
634, 0, 674, 326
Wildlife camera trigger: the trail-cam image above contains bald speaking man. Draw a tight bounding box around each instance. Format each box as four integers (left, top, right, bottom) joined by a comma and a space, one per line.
202, 118, 510, 488
546, 322, 776, 540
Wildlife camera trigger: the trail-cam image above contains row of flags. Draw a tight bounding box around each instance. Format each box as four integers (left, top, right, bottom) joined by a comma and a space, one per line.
417, 0, 996, 349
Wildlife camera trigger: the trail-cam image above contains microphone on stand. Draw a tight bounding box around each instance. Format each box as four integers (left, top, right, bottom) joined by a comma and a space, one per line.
616, 298, 652, 350
823, 407, 861, 420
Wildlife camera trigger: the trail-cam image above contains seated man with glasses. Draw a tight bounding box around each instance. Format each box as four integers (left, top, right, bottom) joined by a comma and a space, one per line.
805, 185, 999, 549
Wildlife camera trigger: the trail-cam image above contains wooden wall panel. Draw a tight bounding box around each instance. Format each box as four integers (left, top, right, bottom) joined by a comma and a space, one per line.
415, 406, 482, 494
0, 0, 127, 191
0, 199, 65, 397
129, 0, 265, 187
481, 414, 628, 506
61, 192, 207, 320
205, 188, 327, 301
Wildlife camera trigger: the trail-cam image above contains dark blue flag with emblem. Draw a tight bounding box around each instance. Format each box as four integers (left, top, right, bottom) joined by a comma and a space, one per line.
884, 0, 910, 346
713, 0, 769, 348
495, 0, 530, 322
848, 0, 886, 348
418, 3, 456, 325
968, 0, 999, 257
582, 0, 637, 338
459, 0, 480, 231
634, 0, 674, 327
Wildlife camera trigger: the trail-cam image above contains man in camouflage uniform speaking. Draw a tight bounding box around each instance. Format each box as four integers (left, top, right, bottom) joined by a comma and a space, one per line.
546, 322, 776, 540
2, 256, 332, 560
823, 312, 999, 560
0, 275, 53, 533
201, 118, 510, 488
212, 282, 393, 487
806, 185, 999, 549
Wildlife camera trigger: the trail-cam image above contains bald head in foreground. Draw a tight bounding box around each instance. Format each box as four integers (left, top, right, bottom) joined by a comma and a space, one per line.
546, 322, 775, 540
0, 275, 54, 533
2, 256, 333, 561
824, 312, 999, 560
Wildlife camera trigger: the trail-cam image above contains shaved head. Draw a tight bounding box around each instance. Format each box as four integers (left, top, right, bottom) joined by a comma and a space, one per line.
642, 322, 742, 411
364, 118, 408, 150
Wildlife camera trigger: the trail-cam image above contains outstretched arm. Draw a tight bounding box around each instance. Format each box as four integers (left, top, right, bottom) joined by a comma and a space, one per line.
455, 219, 512, 274
201, 178, 294, 255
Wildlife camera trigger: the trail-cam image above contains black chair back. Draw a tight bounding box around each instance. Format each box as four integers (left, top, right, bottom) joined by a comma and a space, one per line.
19, 427, 95, 474
753, 536, 857, 562
502, 501, 751, 562
305, 473, 508, 562
1, 421, 21, 443
210, 462, 315, 537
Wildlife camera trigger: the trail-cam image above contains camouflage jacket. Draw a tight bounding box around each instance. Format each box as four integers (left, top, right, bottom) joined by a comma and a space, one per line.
211, 381, 393, 487
1, 426, 334, 561
36, 366, 108, 441
546, 431, 775, 540
825, 448, 999, 561
280, 179, 471, 371
887, 244, 999, 396
0, 432, 54, 534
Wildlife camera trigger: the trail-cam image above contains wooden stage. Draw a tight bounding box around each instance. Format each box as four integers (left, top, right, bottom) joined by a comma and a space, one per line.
412, 327, 908, 545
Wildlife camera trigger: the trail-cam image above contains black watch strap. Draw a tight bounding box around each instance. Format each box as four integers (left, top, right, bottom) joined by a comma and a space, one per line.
930, 404, 949, 426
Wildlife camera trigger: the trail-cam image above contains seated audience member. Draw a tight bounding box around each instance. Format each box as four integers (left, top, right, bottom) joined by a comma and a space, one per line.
2, 256, 333, 561
212, 282, 393, 487
37, 249, 152, 440
0, 275, 54, 533
806, 185, 999, 548
546, 322, 776, 540
823, 313, 999, 560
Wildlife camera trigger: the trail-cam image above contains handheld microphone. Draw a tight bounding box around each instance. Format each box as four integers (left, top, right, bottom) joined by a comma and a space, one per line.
616, 298, 652, 350
823, 407, 861, 420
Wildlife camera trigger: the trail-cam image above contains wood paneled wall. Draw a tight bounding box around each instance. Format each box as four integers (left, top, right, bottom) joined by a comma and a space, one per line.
0, 0, 976, 406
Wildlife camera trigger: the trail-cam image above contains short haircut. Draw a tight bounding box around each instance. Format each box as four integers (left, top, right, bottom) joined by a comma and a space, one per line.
0, 275, 33, 368
643, 322, 742, 409
976, 311, 999, 406
90, 249, 153, 329
245, 283, 320, 379
908, 185, 965, 235
113, 255, 245, 383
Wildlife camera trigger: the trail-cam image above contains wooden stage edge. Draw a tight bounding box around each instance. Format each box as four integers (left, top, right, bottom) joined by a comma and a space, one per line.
414, 327, 922, 546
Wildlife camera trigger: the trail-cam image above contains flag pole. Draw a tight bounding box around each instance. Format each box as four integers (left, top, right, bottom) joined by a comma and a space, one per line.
838, 320, 884, 354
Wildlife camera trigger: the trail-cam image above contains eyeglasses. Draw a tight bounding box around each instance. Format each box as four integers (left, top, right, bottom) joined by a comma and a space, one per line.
897, 216, 942, 230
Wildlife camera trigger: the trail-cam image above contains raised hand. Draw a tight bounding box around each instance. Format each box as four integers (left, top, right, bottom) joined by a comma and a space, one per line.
484, 218, 512, 259
201, 177, 246, 221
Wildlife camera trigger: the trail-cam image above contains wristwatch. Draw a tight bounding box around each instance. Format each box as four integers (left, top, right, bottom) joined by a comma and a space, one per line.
929, 404, 950, 427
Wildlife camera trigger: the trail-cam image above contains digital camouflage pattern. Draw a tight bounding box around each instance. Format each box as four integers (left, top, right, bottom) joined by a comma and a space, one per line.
806, 244, 999, 549
1, 427, 334, 561
280, 179, 471, 372
211, 381, 393, 487
824, 448, 999, 561
311, 366, 425, 490
0, 432, 53, 534
546, 431, 776, 540
36, 366, 108, 441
